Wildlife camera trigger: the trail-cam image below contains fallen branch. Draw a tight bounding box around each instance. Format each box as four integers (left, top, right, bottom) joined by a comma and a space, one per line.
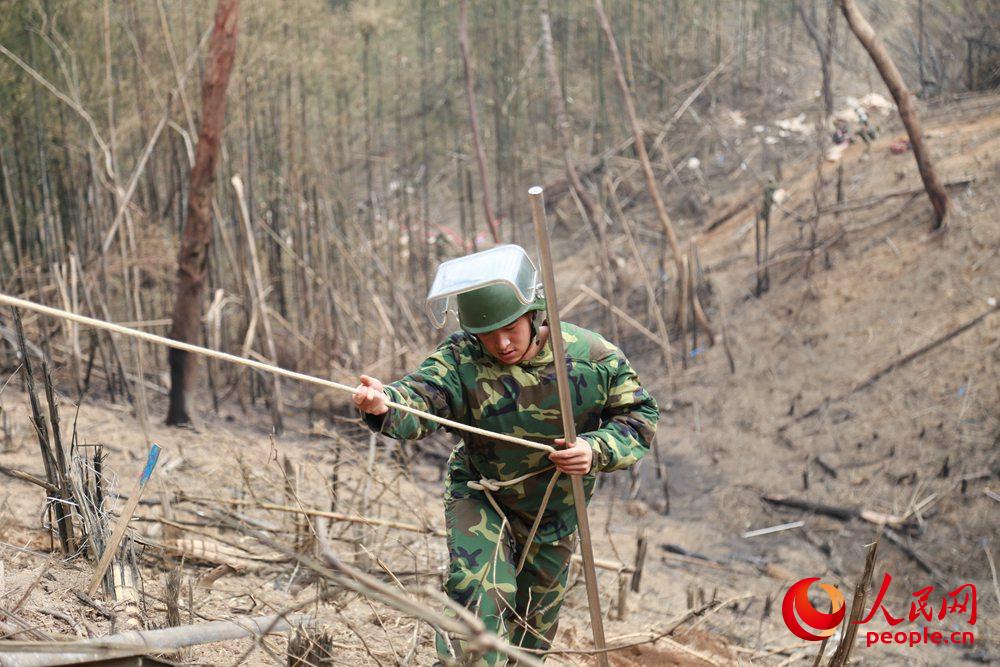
742, 520, 804, 539
762, 494, 915, 530
538, 594, 750, 657
785, 303, 998, 429
0, 466, 57, 493
156, 538, 287, 568
704, 189, 760, 232
183, 495, 447, 537
816, 177, 974, 216
571, 554, 634, 574
0, 614, 308, 667
579, 284, 669, 358
882, 528, 944, 580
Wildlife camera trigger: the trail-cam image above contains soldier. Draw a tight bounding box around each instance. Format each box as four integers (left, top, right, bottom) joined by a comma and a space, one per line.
353, 245, 658, 665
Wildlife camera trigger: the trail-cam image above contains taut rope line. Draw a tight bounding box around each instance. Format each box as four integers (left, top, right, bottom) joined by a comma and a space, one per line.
0, 293, 555, 454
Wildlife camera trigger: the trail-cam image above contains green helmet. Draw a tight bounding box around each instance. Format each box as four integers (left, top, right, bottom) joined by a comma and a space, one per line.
456, 283, 546, 334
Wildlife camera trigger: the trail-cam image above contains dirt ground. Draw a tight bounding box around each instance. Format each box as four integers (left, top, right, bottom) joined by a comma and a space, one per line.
1, 94, 998, 665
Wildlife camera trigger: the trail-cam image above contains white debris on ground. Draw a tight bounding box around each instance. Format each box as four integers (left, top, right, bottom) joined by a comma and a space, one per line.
775, 112, 813, 135
826, 141, 850, 162
855, 93, 895, 114
725, 109, 747, 128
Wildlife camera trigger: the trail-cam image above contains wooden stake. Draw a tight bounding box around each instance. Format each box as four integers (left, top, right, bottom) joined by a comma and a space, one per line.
87, 443, 161, 597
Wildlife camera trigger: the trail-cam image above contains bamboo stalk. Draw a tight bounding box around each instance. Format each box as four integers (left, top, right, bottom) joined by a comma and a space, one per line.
232, 174, 284, 434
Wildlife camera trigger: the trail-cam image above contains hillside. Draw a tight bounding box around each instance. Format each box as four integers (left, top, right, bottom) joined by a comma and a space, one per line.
0, 90, 996, 666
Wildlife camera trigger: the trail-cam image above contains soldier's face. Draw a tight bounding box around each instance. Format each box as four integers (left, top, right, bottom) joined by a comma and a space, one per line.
477, 314, 532, 365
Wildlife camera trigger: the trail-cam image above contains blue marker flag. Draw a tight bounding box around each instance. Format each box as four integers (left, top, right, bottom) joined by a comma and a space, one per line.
139, 443, 161, 485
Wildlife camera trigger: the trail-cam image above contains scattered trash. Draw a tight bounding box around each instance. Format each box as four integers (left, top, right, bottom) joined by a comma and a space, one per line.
857, 92, 895, 115
743, 520, 805, 539
890, 138, 911, 154
775, 113, 813, 135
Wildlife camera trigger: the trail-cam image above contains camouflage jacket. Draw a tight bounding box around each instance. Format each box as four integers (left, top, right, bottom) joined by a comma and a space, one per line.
362, 322, 659, 541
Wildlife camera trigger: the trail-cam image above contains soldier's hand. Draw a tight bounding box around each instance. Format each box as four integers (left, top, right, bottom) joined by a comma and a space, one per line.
353, 374, 389, 415
549, 437, 593, 475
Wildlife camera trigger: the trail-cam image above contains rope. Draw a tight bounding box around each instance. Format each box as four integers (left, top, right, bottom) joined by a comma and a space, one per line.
3, 292, 572, 576
0, 293, 555, 453
468, 465, 561, 575
3, 292, 594, 648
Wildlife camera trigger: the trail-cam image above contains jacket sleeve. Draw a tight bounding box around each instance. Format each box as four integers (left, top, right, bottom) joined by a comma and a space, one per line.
581, 350, 659, 473
360, 334, 466, 440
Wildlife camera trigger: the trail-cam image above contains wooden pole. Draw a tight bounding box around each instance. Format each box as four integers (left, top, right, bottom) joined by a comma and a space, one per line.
528, 186, 608, 666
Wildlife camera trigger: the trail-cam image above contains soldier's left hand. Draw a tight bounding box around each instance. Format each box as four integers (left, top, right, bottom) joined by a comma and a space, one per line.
549, 437, 593, 475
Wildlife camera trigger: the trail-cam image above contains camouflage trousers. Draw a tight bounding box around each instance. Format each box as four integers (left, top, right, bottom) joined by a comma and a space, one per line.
435, 459, 576, 666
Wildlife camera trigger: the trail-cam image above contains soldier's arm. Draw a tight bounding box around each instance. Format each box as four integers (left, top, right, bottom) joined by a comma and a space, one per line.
360, 335, 466, 440
581, 350, 659, 473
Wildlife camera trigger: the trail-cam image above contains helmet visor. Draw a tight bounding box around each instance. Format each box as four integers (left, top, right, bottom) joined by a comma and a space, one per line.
426, 245, 538, 329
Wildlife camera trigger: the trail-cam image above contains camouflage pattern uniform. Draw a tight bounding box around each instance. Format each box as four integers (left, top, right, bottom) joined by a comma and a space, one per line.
362, 322, 658, 665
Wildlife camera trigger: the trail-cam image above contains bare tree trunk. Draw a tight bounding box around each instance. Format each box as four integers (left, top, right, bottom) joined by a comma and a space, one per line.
458, 0, 501, 244
838, 0, 948, 228
796, 0, 834, 119
539, 0, 601, 238
167, 0, 239, 426
916, 0, 926, 94
593, 0, 682, 277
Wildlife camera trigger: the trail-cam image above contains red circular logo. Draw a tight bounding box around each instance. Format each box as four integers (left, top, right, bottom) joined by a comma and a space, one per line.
782, 577, 846, 641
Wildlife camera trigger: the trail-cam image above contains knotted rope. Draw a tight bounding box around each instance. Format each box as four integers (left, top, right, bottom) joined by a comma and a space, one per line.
468, 464, 566, 575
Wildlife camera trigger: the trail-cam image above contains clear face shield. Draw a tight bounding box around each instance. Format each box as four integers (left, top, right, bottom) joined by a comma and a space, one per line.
425, 244, 540, 329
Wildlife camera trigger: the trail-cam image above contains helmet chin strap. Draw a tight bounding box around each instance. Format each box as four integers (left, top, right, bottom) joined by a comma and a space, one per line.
530, 310, 544, 346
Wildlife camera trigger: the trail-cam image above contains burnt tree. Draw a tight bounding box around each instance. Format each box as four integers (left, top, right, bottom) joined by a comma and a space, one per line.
838, 0, 948, 228
166, 0, 240, 425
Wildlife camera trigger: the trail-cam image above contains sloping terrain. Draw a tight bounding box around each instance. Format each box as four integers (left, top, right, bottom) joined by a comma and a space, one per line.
0, 94, 997, 666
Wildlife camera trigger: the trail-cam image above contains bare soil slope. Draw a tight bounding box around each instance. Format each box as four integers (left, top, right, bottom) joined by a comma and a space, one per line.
0, 94, 997, 666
